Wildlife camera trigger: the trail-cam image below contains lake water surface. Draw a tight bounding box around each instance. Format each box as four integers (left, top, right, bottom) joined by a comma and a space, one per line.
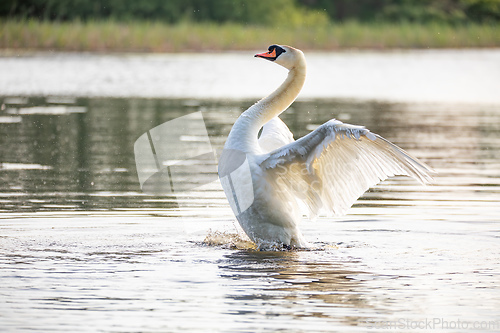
0, 50, 499, 332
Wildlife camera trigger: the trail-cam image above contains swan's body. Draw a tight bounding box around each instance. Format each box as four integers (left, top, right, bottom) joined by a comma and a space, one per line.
219, 45, 433, 250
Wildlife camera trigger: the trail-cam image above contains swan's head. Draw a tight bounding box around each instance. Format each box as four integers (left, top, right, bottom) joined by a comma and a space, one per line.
255, 45, 304, 70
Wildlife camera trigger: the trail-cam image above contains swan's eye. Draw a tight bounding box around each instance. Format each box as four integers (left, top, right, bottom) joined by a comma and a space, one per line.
269, 45, 286, 58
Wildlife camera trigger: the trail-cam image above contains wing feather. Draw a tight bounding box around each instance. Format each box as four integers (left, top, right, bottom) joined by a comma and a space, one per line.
258, 117, 294, 153
260, 119, 434, 217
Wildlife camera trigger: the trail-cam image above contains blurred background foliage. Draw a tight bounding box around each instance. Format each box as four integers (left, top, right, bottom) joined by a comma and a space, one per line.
1, 0, 499, 24
1, 0, 499, 51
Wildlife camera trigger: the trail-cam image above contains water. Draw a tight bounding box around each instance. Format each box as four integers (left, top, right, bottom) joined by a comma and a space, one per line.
2, 49, 500, 103
0, 51, 499, 332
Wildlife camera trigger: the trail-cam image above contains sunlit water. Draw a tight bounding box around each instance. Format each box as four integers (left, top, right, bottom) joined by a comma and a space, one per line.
0, 51, 499, 332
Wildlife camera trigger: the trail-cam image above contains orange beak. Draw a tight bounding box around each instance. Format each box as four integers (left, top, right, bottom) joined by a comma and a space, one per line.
255, 49, 277, 60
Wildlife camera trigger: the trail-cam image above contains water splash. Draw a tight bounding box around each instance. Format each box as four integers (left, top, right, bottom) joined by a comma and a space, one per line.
203, 230, 257, 250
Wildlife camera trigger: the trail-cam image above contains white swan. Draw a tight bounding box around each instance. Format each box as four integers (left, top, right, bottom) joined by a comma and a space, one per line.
218, 45, 434, 250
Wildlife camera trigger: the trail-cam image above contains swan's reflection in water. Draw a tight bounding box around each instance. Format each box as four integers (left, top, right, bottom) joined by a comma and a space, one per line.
219, 249, 377, 327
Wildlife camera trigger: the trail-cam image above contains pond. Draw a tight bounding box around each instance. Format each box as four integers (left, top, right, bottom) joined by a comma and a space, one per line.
0, 50, 499, 332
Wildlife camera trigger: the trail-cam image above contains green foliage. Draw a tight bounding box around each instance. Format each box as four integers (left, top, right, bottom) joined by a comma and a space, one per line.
2, 19, 500, 52
1, 0, 499, 24
0, 0, 328, 26
463, 0, 500, 21
300, 0, 500, 23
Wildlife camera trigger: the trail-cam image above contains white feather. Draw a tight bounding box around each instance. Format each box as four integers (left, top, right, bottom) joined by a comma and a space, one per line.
260, 119, 434, 218
258, 117, 294, 152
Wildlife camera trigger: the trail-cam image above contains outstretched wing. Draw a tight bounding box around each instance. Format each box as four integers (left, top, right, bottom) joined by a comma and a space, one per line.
259, 119, 434, 217
258, 117, 295, 153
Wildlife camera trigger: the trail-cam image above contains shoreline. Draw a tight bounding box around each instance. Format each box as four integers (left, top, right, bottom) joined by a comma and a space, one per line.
1, 20, 500, 53
3, 46, 497, 56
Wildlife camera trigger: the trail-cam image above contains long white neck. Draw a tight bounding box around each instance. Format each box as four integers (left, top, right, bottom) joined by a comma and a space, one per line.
225, 57, 306, 153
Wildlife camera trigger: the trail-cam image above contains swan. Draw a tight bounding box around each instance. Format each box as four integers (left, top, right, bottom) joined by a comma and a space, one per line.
218, 44, 434, 250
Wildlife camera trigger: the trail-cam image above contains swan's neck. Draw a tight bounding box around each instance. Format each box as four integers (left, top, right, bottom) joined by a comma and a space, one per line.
226, 61, 306, 153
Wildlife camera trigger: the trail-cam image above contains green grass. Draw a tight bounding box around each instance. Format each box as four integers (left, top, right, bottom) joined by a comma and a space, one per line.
1, 19, 499, 53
